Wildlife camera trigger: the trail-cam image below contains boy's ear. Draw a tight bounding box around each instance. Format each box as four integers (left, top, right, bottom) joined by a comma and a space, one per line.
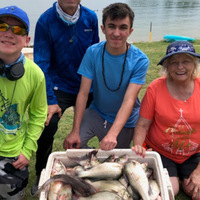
24, 36, 31, 47
101, 25, 105, 34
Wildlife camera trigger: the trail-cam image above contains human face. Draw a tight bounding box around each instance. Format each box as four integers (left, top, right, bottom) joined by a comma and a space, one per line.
167, 54, 195, 83
101, 16, 133, 55
58, 0, 80, 15
0, 16, 30, 64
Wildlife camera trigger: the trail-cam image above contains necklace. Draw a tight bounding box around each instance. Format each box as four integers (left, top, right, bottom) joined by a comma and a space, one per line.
102, 43, 128, 92
69, 24, 76, 43
166, 79, 194, 102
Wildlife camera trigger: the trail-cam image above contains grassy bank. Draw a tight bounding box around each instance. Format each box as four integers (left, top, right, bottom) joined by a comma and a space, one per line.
25, 40, 200, 200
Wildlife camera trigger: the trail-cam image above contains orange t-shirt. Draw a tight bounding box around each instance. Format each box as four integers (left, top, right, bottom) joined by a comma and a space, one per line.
140, 77, 200, 163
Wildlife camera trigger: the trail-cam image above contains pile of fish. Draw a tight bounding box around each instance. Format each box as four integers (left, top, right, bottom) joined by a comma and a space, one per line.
37, 150, 162, 200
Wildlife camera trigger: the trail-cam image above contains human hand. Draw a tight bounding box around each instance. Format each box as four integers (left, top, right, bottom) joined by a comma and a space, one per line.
131, 145, 147, 158
12, 153, 29, 170
46, 104, 62, 126
184, 167, 200, 199
99, 135, 117, 151
63, 131, 81, 150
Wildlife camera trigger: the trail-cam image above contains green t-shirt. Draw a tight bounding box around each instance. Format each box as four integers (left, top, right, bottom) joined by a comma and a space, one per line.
0, 57, 47, 160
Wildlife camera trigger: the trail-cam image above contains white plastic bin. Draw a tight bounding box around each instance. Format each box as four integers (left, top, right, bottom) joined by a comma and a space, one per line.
39, 149, 173, 200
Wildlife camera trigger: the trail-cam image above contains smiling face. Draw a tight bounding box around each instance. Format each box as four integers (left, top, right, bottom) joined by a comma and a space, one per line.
101, 16, 133, 55
0, 16, 30, 64
167, 54, 195, 83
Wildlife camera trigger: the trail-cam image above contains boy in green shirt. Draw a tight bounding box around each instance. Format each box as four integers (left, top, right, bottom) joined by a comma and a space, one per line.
0, 5, 47, 199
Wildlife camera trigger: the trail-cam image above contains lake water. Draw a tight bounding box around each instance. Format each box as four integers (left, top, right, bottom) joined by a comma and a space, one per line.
0, 0, 200, 44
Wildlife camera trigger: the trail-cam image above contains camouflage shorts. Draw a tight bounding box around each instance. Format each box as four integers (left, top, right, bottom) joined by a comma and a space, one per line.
0, 156, 29, 200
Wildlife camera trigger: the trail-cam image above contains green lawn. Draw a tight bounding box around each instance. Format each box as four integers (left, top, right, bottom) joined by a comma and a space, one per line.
24, 40, 200, 200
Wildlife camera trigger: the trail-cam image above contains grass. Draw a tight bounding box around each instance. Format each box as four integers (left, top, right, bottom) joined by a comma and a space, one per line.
24, 40, 200, 200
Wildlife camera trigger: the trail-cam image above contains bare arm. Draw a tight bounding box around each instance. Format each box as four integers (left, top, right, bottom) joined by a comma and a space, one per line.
63, 76, 92, 149
184, 161, 200, 199
99, 83, 142, 150
132, 115, 152, 157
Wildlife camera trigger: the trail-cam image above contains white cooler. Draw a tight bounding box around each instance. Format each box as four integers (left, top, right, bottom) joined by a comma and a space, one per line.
38, 149, 174, 200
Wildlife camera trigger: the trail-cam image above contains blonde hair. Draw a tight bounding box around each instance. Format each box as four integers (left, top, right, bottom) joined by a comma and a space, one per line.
160, 53, 200, 79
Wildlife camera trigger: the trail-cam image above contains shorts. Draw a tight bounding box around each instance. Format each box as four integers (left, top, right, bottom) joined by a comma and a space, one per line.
0, 156, 29, 200
79, 108, 134, 148
160, 153, 200, 180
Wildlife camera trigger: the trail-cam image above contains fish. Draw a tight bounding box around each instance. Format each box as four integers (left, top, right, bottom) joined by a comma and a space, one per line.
124, 160, 150, 200
90, 153, 101, 167
102, 154, 115, 162
118, 175, 129, 188
149, 180, 160, 200
85, 179, 132, 200
36, 174, 97, 197
65, 165, 85, 176
73, 165, 85, 172
48, 182, 72, 200
78, 162, 123, 180
67, 150, 98, 169
114, 154, 129, 165
141, 162, 154, 179
51, 158, 66, 177
57, 184, 72, 200
73, 191, 125, 200
127, 185, 141, 200
47, 181, 64, 200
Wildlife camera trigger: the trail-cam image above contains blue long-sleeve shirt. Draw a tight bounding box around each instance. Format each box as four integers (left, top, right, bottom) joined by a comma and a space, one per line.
34, 2, 99, 105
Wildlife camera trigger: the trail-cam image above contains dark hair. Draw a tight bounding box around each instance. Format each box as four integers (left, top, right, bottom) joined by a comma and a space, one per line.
102, 3, 135, 28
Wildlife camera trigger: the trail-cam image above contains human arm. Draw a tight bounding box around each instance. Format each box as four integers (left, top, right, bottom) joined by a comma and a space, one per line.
183, 161, 200, 199
34, 16, 58, 107
20, 66, 47, 162
99, 83, 142, 150
63, 76, 92, 149
132, 115, 152, 157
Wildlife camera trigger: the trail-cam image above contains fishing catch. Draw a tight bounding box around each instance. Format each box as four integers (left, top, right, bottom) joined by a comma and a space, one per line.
124, 160, 151, 200
37, 150, 162, 200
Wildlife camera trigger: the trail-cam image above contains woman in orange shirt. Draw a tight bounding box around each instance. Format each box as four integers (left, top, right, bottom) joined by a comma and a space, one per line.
132, 41, 200, 200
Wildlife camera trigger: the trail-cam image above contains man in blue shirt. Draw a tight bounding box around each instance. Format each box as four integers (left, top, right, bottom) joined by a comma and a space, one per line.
63, 3, 149, 150
31, 0, 99, 195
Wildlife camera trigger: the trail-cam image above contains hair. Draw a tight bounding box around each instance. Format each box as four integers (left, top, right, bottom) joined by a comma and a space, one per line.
102, 3, 135, 28
160, 53, 200, 79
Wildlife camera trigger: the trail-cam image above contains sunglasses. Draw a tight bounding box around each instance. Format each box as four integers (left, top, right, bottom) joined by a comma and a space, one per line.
0, 21, 27, 36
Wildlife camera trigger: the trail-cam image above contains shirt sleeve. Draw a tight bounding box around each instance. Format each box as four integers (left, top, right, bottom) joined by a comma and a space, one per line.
34, 17, 57, 105
78, 47, 94, 80
130, 54, 149, 85
21, 74, 47, 160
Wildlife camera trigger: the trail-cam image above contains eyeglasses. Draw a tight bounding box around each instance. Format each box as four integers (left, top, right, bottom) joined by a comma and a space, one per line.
169, 60, 192, 68
0, 21, 27, 36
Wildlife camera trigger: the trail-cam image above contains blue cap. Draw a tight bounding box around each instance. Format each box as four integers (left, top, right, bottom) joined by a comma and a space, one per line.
158, 41, 200, 65
0, 5, 29, 33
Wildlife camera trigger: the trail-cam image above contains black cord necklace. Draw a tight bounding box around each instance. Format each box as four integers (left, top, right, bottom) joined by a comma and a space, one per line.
102, 42, 128, 92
